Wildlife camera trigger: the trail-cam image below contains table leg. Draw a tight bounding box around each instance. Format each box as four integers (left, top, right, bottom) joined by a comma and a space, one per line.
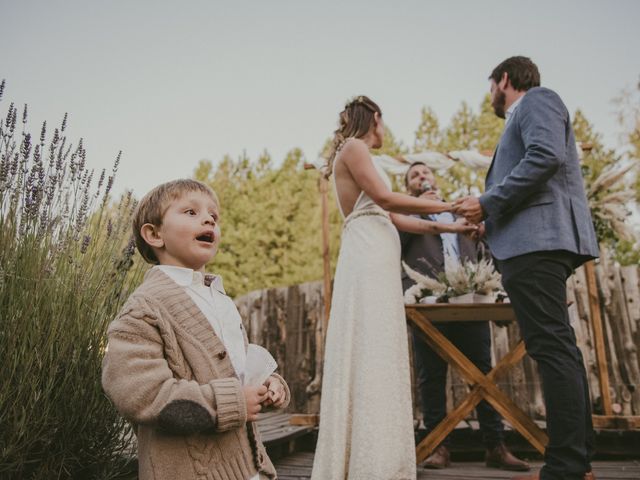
407, 309, 548, 457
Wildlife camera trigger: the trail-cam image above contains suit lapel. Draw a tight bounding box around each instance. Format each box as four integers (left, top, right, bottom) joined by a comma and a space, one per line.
485, 146, 498, 184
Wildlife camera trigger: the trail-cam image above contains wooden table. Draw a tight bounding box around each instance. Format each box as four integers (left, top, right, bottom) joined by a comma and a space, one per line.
406, 303, 549, 463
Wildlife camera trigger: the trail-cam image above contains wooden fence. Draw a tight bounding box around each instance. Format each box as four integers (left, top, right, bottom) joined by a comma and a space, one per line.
235, 261, 640, 423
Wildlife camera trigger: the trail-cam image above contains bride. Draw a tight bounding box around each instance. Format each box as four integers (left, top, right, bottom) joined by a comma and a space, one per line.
311, 96, 476, 480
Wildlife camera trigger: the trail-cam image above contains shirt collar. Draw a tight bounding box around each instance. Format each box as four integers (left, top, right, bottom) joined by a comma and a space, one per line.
155, 265, 227, 294
505, 95, 524, 124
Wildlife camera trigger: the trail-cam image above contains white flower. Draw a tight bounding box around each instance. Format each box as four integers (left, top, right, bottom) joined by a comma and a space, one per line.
403, 256, 503, 302
402, 261, 447, 295
404, 284, 423, 304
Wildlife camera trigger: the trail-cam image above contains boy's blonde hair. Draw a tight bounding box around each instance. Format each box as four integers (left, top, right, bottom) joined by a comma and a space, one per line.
133, 179, 219, 265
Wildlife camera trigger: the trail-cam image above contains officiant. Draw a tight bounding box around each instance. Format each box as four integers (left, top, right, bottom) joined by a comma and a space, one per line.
399, 161, 529, 472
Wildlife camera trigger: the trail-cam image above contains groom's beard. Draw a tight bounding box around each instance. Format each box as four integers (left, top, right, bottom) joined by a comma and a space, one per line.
492, 89, 507, 119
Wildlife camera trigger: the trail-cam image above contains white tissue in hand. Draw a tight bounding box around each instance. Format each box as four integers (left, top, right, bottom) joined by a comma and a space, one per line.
243, 344, 278, 386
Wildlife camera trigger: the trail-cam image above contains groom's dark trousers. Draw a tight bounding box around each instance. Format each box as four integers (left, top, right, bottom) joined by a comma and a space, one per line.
496, 250, 594, 480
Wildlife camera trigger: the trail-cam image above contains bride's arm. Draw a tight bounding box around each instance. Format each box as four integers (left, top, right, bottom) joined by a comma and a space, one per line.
341, 140, 452, 215
391, 213, 478, 235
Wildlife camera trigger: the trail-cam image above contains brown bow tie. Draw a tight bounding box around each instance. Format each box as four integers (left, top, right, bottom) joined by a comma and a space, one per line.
204, 274, 215, 287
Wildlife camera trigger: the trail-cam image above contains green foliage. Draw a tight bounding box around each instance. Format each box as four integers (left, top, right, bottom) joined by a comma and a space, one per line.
371, 126, 408, 157
414, 106, 441, 152
614, 239, 640, 266
476, 94, 504, 152
573, 109, 617, 183
195, 149, 342, 297
411, 95, 502, 200
0, 81, 141, 479
573, 109, 640, 263
614, 77, 640, 203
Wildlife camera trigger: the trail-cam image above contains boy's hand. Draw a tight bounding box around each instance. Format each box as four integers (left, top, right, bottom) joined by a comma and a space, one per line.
262, 376, 286, 408
243, 385, 268, 422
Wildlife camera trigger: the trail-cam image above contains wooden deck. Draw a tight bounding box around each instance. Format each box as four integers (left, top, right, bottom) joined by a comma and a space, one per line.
258, 414, 640, 479
274, 451, 640, 479
257, 411, 315, 445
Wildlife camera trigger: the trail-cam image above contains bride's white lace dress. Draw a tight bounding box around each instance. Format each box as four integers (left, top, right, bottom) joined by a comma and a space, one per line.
311, 158, 416, 480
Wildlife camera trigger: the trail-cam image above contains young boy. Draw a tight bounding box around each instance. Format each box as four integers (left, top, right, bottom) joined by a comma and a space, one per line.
102, 179, 289, 480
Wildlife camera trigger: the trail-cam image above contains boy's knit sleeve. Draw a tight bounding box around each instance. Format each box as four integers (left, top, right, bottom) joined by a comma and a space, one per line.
102, 299, 247, 435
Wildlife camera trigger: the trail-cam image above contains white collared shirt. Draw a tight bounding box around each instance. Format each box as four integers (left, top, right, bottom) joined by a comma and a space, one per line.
505, 95, 524, 125
429, 212, 461, 268
155, 265, 247, 381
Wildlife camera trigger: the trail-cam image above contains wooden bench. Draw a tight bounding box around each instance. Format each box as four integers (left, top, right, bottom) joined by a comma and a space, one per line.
256, 411, 315, 457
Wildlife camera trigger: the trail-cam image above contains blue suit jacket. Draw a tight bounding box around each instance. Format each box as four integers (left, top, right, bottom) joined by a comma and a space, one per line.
479, 87, 599, 262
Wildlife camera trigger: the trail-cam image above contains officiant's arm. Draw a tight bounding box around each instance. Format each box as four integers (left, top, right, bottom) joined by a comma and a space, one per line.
391, 213, 478, 235
341, 139, 452, 215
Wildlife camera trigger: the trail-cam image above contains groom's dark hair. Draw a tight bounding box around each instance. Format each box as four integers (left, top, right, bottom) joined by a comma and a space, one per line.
489, 56, 540, 91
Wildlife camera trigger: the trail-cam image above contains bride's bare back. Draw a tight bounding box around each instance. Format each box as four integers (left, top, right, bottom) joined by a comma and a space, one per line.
332, 141, 372, 217
332, 138, 393, 217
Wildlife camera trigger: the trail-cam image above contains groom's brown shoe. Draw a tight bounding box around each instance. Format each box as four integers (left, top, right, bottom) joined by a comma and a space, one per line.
485, 443, 530, 471
511, 472, 596, 480
422, 445, 450, 469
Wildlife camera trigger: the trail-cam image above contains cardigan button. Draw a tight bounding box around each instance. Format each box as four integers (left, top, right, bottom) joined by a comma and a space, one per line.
217, 351, 227, 360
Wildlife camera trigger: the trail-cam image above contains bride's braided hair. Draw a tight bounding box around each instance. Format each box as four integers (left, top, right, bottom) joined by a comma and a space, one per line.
324, 95, 381, 178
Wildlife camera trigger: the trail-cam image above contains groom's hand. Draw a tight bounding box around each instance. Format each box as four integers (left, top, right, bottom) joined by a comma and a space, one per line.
454, 196, 484, 224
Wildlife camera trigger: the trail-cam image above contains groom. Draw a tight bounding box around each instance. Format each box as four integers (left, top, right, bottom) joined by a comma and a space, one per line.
455, 56, 599, 480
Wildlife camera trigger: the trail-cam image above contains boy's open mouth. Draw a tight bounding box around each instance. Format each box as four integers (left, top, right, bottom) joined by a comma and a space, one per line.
196, 232, 215, 243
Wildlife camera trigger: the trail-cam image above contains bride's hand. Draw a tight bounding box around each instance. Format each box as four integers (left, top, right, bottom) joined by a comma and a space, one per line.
448, 218, 478, 235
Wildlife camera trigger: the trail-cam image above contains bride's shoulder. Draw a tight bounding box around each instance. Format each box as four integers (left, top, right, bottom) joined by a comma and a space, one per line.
338, 138, 369, 161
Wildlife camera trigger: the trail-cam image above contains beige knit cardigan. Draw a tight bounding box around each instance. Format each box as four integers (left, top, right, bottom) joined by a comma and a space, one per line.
102, 268, 290, 480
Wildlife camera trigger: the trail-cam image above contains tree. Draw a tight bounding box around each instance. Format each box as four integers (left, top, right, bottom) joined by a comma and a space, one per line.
573, 109, 639, 265
475, 94, 504, 152
195, 149, 343, 297
414, 106, 441, 152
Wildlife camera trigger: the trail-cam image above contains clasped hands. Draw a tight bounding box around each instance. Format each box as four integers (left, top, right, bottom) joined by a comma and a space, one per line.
451, 196, 485, 239
422, 190, 485, 237
243, 375, 287, 421
452, 195, 484, 225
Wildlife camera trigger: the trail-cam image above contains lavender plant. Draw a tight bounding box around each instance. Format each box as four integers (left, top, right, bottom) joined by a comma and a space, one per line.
0, 79, 142, 479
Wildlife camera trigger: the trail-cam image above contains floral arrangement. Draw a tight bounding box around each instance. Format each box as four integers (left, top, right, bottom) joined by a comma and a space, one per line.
587, 161, 638, 243
403, 256, 503, 304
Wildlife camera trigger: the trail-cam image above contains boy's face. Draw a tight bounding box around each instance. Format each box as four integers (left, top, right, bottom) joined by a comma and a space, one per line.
147, 190, 221, 272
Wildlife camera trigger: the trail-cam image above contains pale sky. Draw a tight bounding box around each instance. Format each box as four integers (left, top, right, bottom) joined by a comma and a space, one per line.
2, 0, 639, 198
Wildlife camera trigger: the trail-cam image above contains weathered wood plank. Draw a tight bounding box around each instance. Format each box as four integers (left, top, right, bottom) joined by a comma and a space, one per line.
273, 452, 640, 480
586, 260, 614, 415
256, 412, 314, 445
